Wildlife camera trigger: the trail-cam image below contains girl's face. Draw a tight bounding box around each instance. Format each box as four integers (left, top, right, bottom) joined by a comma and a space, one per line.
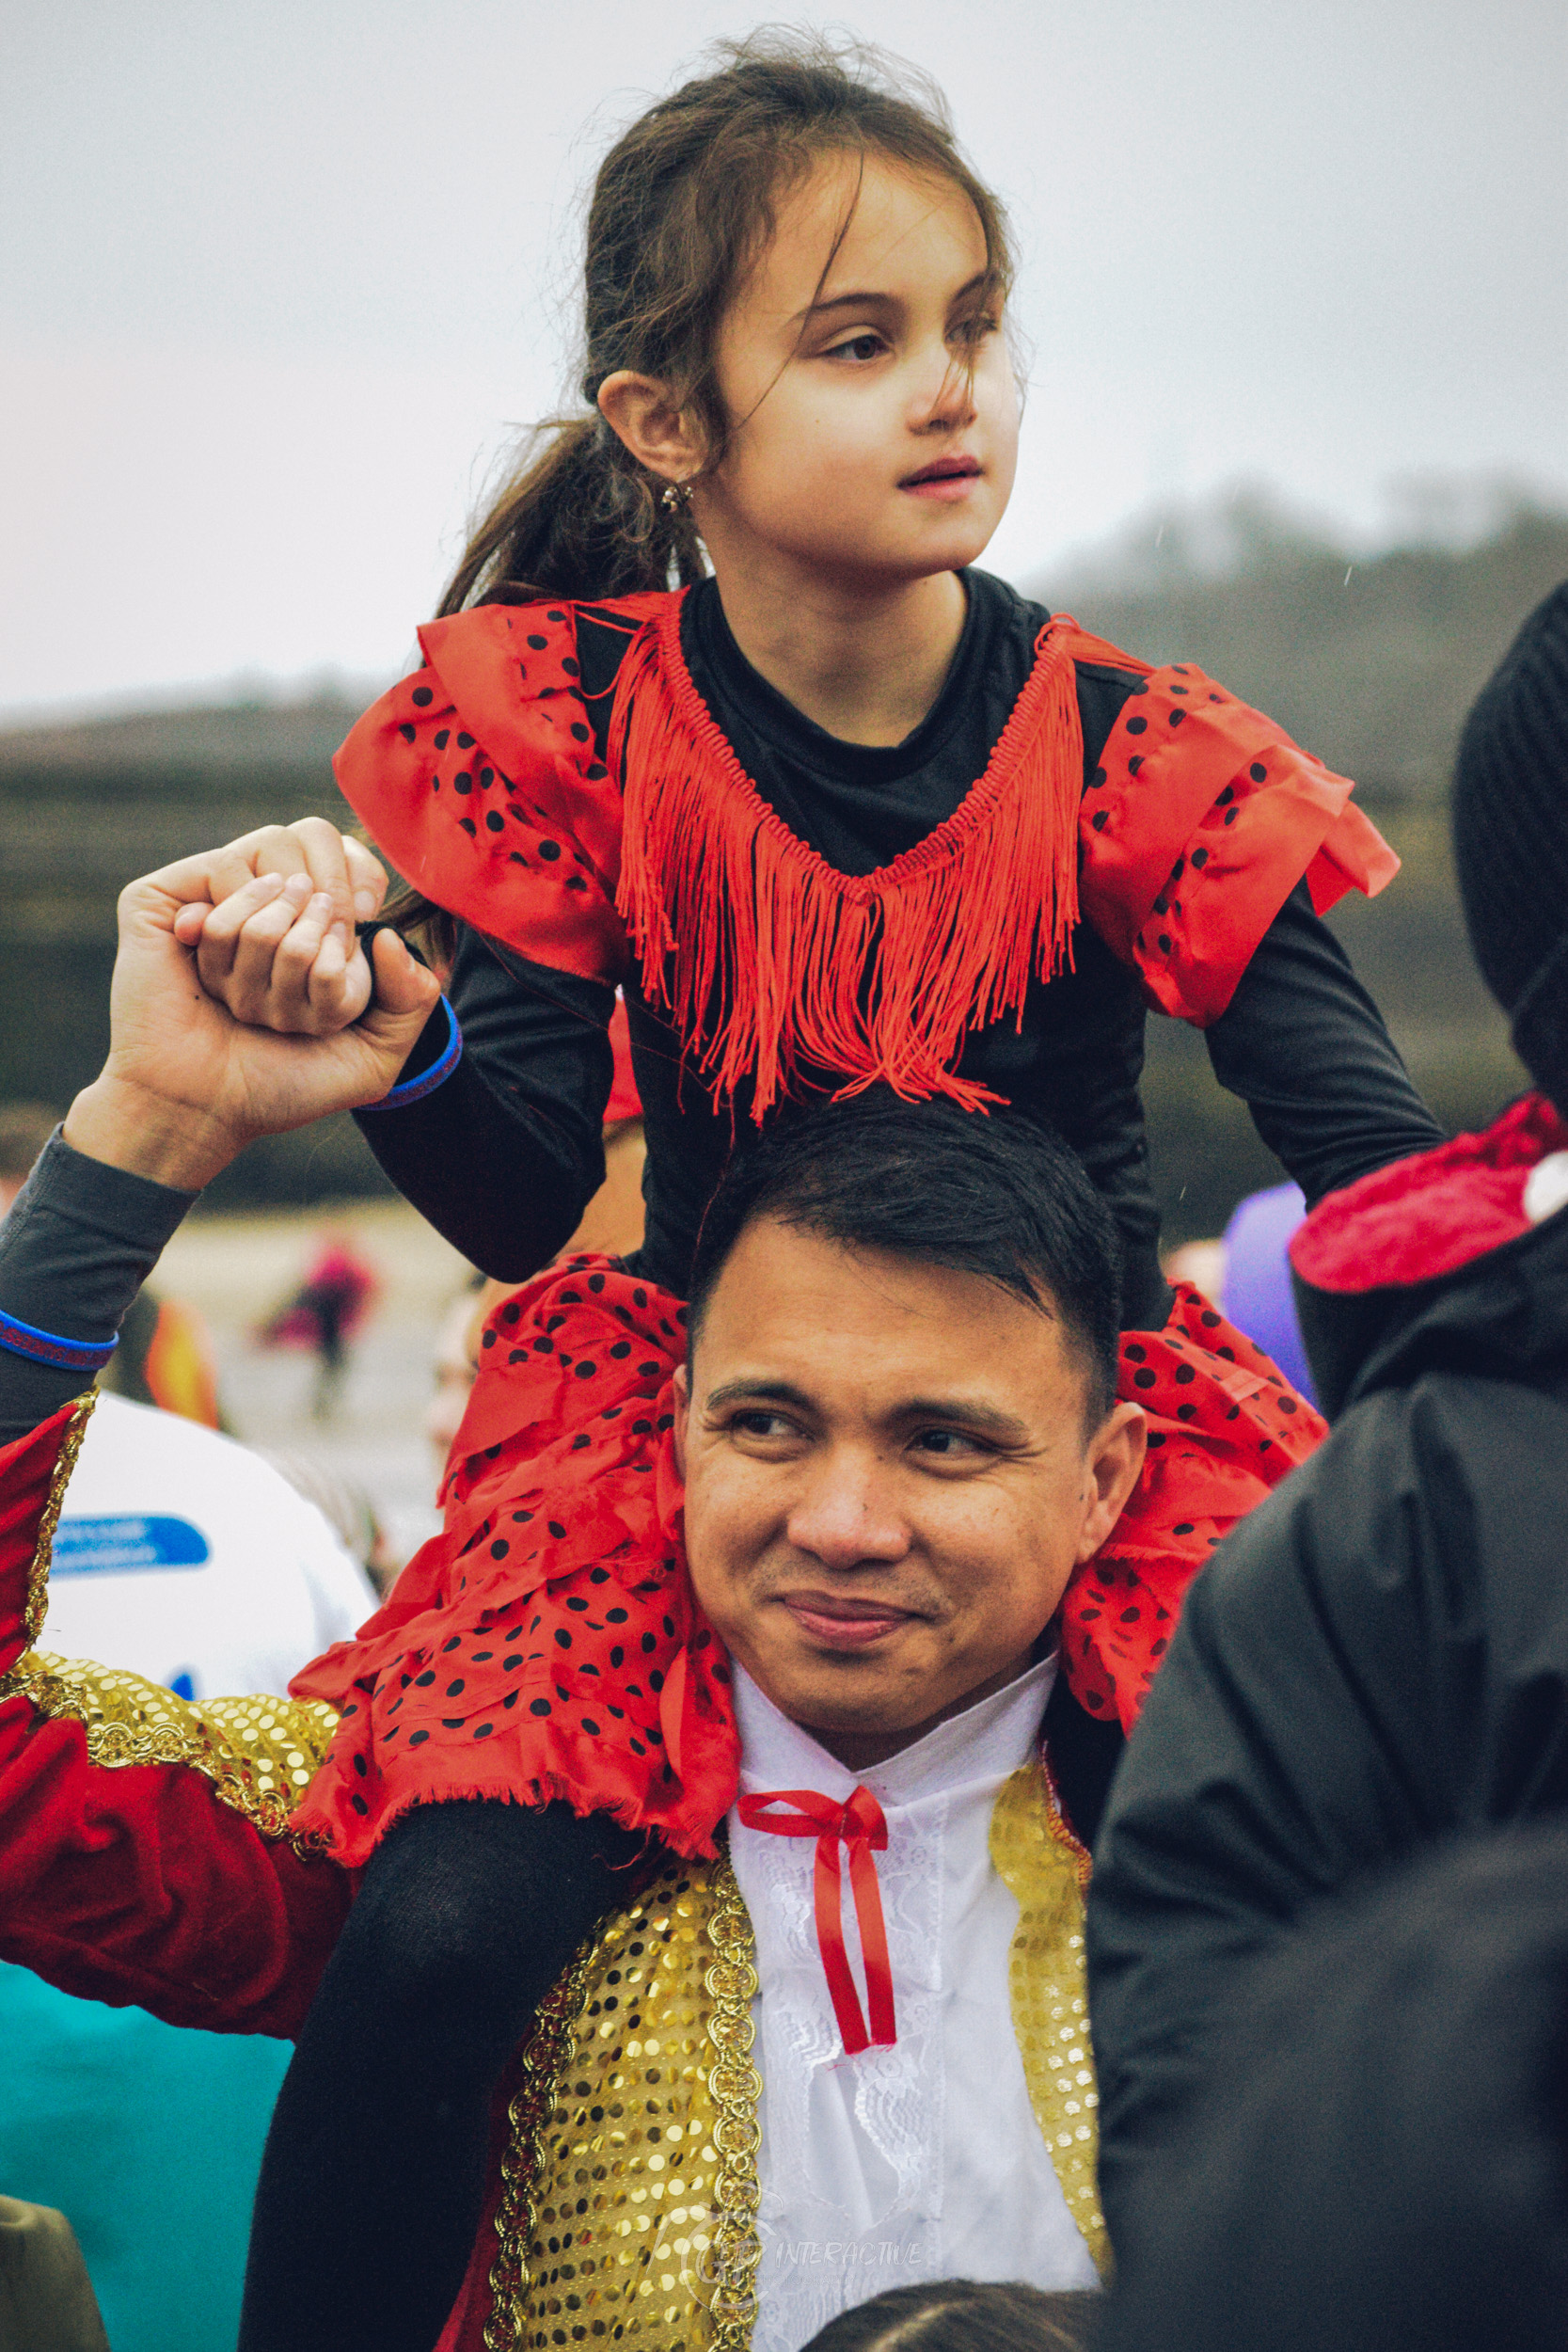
698, 151, 1019, 592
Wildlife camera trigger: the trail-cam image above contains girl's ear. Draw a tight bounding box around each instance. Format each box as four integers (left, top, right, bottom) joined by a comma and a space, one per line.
597, 371, 706, 487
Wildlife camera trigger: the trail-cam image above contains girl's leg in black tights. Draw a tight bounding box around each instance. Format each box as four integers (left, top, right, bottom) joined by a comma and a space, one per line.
238, 1797, 640, 2352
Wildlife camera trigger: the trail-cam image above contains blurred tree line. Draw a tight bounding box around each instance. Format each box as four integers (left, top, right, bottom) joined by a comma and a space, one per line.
3, 483, 1565, 1228
1034, 485, 1568, 1240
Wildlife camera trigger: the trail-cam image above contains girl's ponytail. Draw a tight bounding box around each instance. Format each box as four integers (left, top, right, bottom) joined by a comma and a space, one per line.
436, 414, 705, 617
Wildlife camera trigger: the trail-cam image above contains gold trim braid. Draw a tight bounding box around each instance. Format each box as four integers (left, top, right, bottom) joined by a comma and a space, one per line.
990, 1762, 1109, 2278
23, 1391, 97, 1646
485, 1939, 601, 2351
698, 1868, 763, 2349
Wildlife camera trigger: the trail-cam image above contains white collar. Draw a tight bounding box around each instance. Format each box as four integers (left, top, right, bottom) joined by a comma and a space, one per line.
734, 1649, 1056, 1809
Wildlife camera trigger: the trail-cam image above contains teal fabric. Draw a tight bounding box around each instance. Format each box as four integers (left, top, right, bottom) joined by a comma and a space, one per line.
0, 1961, 289, 2352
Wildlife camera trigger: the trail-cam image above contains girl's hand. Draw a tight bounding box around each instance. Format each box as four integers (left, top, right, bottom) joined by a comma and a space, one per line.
170, 818, 388, 1034
64, 857, 441, 1192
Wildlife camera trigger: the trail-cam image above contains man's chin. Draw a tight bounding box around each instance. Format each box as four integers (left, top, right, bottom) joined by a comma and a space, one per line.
741, 1624, 938, 1742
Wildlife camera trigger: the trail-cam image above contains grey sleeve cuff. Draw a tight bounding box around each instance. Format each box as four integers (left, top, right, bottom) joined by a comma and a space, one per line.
0, 1129, 199, 1443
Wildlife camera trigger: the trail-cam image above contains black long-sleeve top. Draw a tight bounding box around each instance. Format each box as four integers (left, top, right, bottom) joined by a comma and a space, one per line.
356, 571, 1443, 1330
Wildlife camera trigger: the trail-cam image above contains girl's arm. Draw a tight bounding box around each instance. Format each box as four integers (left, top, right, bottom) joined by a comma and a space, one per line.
353, 928, 614, 1281
1204, 881, 1445, 1204
168, 827, 619, 1282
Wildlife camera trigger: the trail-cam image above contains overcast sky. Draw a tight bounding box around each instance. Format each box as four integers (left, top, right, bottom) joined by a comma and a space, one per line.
4, 0, 1565, 716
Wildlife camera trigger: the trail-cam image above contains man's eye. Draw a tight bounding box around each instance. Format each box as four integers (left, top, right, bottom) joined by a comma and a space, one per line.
912, 1428, 986, 1458
730, 1410, 798, 1440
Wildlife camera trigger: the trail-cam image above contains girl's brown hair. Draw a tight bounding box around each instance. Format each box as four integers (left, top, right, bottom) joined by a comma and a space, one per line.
438, 25, 1015, 615
377, 30, 1014, 955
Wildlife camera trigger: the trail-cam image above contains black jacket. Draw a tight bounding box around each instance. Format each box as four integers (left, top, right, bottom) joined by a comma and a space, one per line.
1098, 1817, 1568, 2352
1085, 1094, 1568, 2258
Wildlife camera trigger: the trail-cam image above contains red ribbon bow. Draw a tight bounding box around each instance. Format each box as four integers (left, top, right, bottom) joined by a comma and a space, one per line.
736, 1785, 897, 2056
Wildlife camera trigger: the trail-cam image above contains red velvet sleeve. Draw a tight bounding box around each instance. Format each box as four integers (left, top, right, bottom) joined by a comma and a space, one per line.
334, 596, 670, 987
1078, 660, 1399, 1025
0, 1405, 351, 2038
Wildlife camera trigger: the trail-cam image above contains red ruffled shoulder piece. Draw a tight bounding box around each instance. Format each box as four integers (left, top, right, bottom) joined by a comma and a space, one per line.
1078, 658, 1400, 1025
1059, 1284, 1325, 1733
1291, 1092, 1568, 1295
333, 593, 671, 987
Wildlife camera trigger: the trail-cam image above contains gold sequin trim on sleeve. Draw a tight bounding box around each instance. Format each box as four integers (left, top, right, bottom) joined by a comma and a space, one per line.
0, 1649, 340, 1850
990, 1760, 1110, 2279
1, 1388, 338, 1850
486, 1851, 762, 2350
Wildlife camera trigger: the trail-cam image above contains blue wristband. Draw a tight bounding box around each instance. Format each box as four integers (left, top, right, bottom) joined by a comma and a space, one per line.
375, 996, 463, 1108
0, 1305, 119, 1373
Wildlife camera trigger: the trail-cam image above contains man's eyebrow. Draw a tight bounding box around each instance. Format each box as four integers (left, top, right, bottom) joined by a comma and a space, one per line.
792, 270, 992, 326
894, 1396, 1034, 1444
702, 1377, 817, 1414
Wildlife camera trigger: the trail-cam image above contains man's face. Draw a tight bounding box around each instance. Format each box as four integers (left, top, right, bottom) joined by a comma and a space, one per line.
674, 1216, 1144, 1767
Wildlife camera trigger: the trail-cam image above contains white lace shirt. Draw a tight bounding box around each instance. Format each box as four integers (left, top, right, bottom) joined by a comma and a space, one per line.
729, 1655, 1099, 2352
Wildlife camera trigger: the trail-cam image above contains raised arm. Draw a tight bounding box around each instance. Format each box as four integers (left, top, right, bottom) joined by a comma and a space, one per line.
0, 848, 431, 2027
353, 930, 615, 1279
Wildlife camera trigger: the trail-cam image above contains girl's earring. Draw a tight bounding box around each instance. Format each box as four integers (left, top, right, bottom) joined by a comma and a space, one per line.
660, 480, 693, 514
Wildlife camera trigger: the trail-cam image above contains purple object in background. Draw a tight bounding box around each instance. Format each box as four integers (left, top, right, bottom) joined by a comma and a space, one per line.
1221, 1181, 1318, 1406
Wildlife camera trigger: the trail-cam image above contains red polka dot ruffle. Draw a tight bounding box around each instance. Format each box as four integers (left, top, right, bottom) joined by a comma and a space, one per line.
1058, 1279, 1327, 1731
333, 596, 669, 990
289, 1258, 738, 1865
1078, 661, 1398, 1026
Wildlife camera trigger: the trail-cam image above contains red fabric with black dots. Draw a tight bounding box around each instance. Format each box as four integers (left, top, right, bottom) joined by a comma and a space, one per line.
1291, 1091, 1568, 1295
288, 1267, 1322, 1858
288, 1257, 740, 1864
340, 597, 1395, 1042
333, 596, 670, 987
1078, 662, 1400, 1026
1059, 1280, 1327, 1731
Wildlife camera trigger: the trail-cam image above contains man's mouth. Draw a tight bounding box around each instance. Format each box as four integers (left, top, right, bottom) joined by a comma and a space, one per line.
899, 454, 982, 500
778, 1591, 927, 1649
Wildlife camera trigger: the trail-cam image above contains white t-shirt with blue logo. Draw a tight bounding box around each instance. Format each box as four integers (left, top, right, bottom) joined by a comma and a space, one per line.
39, 1393, 377, 1701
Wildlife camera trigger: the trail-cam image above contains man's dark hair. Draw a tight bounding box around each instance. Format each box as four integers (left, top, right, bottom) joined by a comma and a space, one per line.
688, 1092, 1123, 1425
800, 2279, 1101, 2352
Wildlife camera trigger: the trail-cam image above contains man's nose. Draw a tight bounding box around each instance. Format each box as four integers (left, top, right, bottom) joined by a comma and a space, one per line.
785, 1452, 911, 1569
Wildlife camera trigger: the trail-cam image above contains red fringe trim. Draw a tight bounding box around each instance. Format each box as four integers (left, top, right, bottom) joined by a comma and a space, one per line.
610, 598, 1091, 1118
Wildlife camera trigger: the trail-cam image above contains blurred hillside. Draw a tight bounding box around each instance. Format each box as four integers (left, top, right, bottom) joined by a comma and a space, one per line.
1032, 484, 1568, 1238
0, 687, 388, 1208
1030, 482, 1568, 801
3, 482, 1564, 1227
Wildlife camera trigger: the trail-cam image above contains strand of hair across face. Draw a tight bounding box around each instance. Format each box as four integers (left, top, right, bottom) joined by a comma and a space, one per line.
610, 601, 1094, 1118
